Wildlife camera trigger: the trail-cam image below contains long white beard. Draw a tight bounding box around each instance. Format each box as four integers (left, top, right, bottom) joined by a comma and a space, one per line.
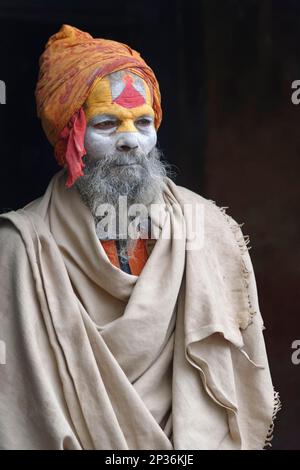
74, 146, 174, 259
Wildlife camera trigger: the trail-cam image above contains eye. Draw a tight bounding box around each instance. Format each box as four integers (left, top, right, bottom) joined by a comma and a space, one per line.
93, 120, 118, 130
135, 118, 153, 128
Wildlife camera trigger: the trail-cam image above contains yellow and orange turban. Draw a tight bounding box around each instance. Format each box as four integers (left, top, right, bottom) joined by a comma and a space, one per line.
35, 24, 162, 186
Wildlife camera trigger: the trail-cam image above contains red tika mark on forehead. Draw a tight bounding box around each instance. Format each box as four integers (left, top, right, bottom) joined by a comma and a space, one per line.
113, 75, 145, 108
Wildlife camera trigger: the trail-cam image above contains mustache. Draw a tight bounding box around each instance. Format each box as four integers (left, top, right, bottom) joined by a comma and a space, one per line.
83, 149, 152, 175
109, 152, 145, 166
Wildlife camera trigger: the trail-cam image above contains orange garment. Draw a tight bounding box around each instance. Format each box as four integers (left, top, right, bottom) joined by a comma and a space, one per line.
101, 239, 149, 276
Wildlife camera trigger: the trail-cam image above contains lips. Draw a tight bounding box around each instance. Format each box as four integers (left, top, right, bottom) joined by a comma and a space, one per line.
114, 163, 139, 166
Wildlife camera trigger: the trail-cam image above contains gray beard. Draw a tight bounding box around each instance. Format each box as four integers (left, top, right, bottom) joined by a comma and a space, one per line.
74, 146, 173, 259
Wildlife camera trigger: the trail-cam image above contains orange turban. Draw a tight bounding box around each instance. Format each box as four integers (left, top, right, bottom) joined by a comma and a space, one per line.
35, 24, 162, 186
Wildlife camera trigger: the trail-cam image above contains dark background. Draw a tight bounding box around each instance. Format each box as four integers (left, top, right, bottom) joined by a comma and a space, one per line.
0, 0, 299, 450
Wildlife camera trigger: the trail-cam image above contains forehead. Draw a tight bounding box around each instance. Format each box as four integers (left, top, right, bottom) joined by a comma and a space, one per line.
109, 70, 150, 105
84, 70, 154, 122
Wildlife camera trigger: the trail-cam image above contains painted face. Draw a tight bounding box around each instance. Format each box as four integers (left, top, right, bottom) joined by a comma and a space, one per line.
83, 70, 157, 161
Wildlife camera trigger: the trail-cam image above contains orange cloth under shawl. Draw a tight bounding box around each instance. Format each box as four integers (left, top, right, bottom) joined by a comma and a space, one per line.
101, 239, 149, 276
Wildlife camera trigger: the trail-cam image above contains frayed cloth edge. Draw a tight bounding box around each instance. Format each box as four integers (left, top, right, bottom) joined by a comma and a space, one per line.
263, 389, 282, 448
209, 201, 257, 330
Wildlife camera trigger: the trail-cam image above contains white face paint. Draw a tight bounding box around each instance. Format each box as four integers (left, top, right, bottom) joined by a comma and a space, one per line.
77, 70, 166, 219
84, 113, 157, 162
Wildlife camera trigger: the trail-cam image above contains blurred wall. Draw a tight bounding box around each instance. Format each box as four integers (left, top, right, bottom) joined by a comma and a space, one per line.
203, 0, 300, 449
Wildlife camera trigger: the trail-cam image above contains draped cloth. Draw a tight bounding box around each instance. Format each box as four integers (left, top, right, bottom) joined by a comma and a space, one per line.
0, 171, 277, 449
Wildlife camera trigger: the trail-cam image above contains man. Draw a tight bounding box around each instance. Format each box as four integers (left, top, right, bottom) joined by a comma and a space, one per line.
0, 24, 280, 450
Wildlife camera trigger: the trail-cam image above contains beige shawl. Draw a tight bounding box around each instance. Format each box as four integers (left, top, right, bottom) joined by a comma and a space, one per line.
0, 170, 279, 450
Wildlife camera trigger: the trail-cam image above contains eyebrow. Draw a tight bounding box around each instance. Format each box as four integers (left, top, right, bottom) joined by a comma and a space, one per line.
89, 113, 154, 126
135, 115, 154, 120
89, 114, 119, 125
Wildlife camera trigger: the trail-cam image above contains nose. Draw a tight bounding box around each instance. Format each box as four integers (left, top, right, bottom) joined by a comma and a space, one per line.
116, 134, 139, 152
118, 144, 138, 152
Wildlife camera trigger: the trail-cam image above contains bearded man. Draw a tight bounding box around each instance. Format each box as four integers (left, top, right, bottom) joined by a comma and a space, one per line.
0, 25, 280, 450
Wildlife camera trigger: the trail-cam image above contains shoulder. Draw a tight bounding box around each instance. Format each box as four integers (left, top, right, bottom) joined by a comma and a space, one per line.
174, 183, 208, 205
174, 182, 239, 227
0, 213, 23, 243
0, 212, 30, 252
0, 214, 30, 275
173, 182, 224, 213
0, 208, 46, 255
172, 182, 249, 251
